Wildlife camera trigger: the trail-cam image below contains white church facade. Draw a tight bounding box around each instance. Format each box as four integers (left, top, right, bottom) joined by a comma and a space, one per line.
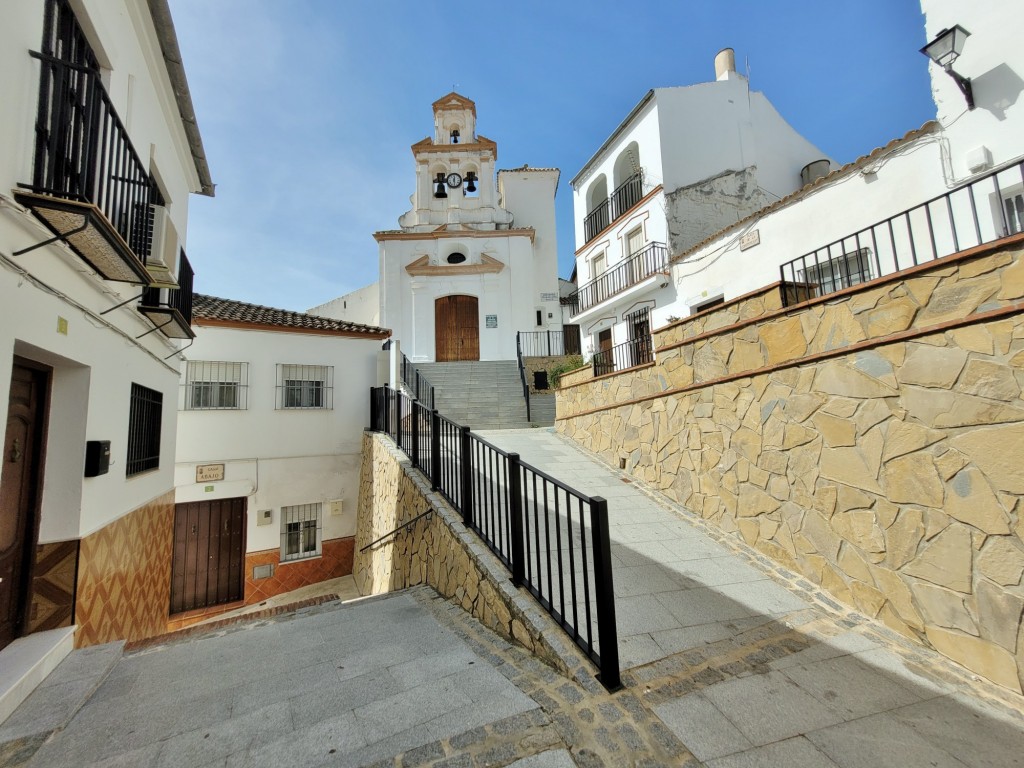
311, 93, 562, 363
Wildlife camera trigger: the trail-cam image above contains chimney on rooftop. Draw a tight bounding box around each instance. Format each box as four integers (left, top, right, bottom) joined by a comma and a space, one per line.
715, 48, 740, 81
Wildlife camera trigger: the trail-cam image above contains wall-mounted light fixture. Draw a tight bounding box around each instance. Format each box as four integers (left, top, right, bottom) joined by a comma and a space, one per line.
434, 172, 448, 198
920, 25, 974, 110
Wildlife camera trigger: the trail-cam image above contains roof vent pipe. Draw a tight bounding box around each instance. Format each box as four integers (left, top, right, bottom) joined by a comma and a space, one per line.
801, 159, 831, 187
715, 48, 736, 81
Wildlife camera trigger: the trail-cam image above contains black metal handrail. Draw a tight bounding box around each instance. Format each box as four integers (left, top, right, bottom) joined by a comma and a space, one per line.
517, 328, 582, 357
28, 50, 157, 264
400, 353, 435, 409
592, 335, 653, 377
582, 172, 644, 245
369, 384, 620, 690
566, 242, 668, 316
515, 334, 532, 423
779, 159, 1024, 305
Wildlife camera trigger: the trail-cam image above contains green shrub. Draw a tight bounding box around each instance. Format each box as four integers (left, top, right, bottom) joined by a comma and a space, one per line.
548, 355, 585, 388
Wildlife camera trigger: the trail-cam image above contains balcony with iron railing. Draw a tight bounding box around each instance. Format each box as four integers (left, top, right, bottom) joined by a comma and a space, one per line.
139, 251, 195, 339
592, 334, 653, 377
565, 241, 668, 317
582, 172, 644, 244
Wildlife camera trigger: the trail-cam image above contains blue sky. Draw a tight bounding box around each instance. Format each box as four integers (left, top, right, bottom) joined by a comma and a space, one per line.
170, 0, 937, 312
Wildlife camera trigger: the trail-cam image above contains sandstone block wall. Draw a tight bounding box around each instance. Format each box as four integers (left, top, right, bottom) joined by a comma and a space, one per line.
557, 237, 1024, 693
354, 432, 595, 685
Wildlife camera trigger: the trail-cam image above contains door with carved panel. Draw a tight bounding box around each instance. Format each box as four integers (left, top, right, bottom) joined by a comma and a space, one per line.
1, 360, 48, 651
435, 295, 479, 361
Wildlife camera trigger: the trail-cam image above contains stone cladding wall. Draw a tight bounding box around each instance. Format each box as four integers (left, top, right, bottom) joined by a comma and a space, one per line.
354, 432, 598, 687
556, 237, 1024, 693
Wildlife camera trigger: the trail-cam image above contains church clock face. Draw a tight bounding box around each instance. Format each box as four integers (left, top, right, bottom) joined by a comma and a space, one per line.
446, 172, 463, 189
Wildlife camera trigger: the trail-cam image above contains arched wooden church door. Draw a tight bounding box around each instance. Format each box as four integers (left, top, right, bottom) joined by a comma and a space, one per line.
435, 295, 479, 361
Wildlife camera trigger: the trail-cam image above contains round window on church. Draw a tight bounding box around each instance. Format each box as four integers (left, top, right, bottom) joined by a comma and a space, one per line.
447, 253, 467, 264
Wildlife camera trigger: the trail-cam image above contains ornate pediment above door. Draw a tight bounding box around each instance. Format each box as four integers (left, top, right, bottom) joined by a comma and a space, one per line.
405, 254, 505, 276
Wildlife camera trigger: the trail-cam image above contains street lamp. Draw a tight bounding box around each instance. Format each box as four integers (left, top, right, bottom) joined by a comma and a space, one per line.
920, 25, 975, 110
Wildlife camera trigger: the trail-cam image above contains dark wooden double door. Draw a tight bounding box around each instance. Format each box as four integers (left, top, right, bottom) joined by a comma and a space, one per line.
170, 498, 245, 615
1, 361, 48, 652
435, 295, 479, 362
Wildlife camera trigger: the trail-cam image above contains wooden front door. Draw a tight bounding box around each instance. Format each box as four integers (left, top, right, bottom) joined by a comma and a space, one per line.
170, 498, 245, 615
1, 360, 48, 651
435, 295, 480, 362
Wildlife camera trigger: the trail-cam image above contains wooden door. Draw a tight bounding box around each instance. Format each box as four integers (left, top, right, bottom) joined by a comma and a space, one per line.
1, 361, 48, 651
435, 295, 479, 362
170, 498, 245, 615
594, 329, 614, 376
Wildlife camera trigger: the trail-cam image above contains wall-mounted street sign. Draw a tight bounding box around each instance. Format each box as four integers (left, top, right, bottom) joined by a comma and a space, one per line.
739, 229, 760, 251
540, 292, 557, 302
196, 463, 225, 483
485, 314, 498, 328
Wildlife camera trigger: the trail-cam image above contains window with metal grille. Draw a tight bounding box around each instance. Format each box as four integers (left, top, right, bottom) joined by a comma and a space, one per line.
127, 383, 162, 476
276, 364, 333, 409
183, 361, 248, 410
280, 502, 322, 562
1005, 191, 1024, 235
797, 248, 874, 294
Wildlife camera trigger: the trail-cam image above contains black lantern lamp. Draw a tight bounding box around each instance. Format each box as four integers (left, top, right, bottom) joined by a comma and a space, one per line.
920, 25, 974, 109
464, 171, 477, 193
450, 129, 460, 144
434, 172, 448, 199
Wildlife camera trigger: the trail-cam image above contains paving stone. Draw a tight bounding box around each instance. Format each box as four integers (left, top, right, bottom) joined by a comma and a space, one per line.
806, 711, 968, 768
653, 692, 753, 761
505, 749, 577, 768
704, 736, 841, 768
780, 655, 925, 720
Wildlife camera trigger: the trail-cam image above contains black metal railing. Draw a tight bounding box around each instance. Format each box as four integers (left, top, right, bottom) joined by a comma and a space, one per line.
779, 159, 1024, 305
369, 385, 620, 690
583, 199, 612, 244
515, 334, 532, 423
141, 250, 194, 326
592, 335, 653, 377
582, 172, 644, 244
400, 353, 435, 409
517, 328, 583, 357
28, 48, 157, 264
566, 242, 668, 316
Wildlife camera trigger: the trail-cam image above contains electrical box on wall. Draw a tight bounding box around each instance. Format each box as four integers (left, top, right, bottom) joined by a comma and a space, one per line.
84, 440, 110, 477
329, 499, 343, 516
257, 509, 272, 526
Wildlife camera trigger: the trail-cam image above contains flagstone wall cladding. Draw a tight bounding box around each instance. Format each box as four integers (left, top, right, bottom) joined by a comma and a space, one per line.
557, 240, 1024, 693
354, 432, 592, 684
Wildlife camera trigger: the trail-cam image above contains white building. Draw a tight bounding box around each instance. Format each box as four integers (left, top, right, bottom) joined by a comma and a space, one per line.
0, 0, 212, 713
313, 93, 562, 363
173, 295, 388, 619
567, 50, 830, 368
669, 0, 1023, 315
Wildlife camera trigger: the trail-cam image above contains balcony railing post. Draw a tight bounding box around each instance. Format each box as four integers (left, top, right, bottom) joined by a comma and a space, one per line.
370, 386, 379, 430
589, 496, 621, 690
430, 409, 441, 490
507, 452, 526, 587
460, 426, 473, 527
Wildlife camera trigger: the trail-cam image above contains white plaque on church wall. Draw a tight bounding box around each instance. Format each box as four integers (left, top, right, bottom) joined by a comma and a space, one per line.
739, 230, 760, 251
485, 314, 498, 328
540, 292, 557, 302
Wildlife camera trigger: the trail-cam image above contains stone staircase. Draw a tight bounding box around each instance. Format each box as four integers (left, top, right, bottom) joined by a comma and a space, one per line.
412, 361, 552, 429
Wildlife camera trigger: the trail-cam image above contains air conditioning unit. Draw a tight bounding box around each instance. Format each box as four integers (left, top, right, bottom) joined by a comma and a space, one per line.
145, 205, 180, 288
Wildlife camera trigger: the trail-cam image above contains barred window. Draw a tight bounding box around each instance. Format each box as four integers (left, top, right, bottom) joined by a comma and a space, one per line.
280, 502, 322, 562
184, 361, 248, 410
127, 383, 162, 476
276, 364, 333, 409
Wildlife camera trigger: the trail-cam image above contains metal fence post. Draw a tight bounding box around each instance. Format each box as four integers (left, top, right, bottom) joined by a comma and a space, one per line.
382, 386, 391, 438
506, 453, 525, 587
411, 400, 420, 468
430, 409, 441, 490
460, 426, 473, 527
370, 387, 379, 431
589, 496, 621, 691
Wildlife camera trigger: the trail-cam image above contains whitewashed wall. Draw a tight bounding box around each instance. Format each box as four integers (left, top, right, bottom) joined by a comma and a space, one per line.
174, 325, 381, 553
0, 0, 202, 541
308, 281, 381, 327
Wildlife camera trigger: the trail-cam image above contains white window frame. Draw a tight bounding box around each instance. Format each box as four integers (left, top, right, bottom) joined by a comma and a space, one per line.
590, 251, 607, 281
183, 361, 248, 410
276, 364, 334, 410
797, 248, 875, 293
280, 502, 322, 562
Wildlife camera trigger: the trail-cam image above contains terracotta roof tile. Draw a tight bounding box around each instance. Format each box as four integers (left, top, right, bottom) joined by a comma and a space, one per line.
192, 294, 389, 337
